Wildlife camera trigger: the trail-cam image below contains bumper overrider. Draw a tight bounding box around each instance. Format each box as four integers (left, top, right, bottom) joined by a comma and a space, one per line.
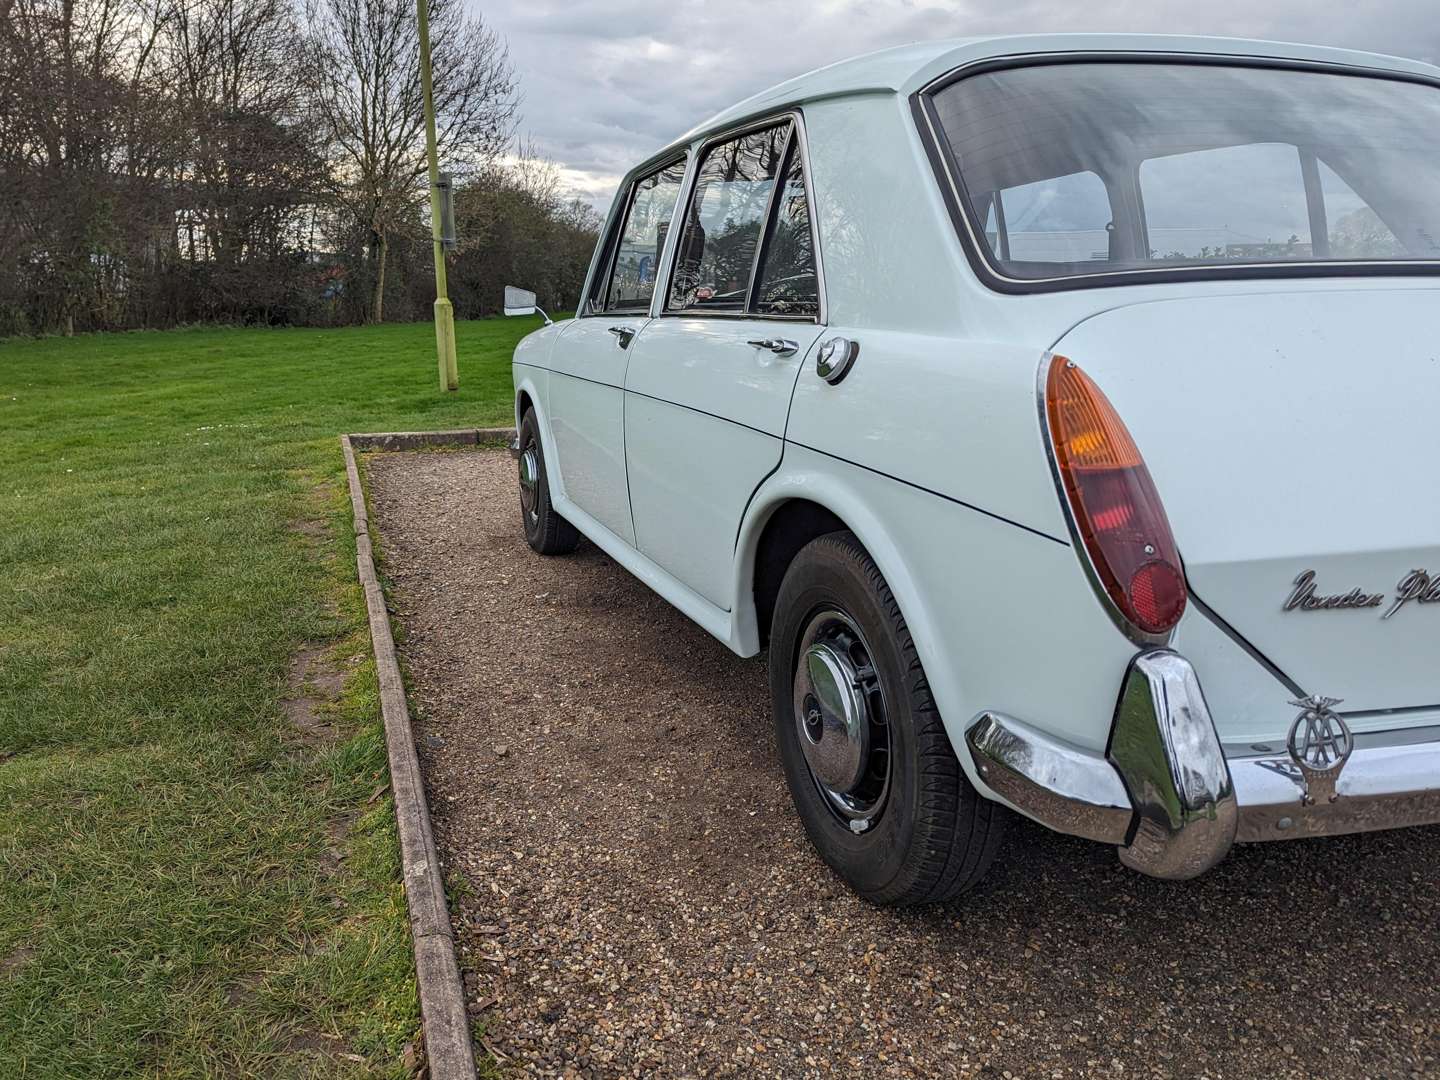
967, 650, 1440, 880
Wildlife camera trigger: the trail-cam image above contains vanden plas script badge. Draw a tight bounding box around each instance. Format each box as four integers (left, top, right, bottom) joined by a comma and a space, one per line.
1285, 570, 1384, 611
1284, 568, 1440, 618
1385, 568, 1440, 618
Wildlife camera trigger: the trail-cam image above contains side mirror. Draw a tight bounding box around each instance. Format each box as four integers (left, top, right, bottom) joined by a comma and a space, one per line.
503, 285, 536, 315
503, 285, 553, 325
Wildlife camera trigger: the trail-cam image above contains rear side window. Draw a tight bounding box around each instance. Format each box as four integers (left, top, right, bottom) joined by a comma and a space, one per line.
600, 159, 686, 313
1317, 160, 1406, 258
668, 124, 788, 313
668, 120, 820, 318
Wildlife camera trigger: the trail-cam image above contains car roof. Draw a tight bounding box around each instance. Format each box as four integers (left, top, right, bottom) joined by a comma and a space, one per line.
668, 32, 1440, 150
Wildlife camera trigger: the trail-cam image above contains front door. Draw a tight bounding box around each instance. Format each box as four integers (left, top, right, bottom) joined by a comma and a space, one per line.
625, 119, 824, 609
547, 158, 687, 545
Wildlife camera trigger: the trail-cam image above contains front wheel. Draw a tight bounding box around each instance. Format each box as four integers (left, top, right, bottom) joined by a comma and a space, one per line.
768, 531, 1005, 905
517, 408, 579, 556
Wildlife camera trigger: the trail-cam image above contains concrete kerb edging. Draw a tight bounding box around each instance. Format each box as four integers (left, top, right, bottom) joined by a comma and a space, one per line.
339, 427, 514, 1079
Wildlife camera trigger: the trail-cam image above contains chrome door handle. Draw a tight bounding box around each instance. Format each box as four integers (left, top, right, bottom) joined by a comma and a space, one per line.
608, 325, 637, 348
747, 338, 798, 357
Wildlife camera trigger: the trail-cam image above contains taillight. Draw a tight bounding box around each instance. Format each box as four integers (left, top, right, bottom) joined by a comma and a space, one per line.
1045, 355, 1186, 635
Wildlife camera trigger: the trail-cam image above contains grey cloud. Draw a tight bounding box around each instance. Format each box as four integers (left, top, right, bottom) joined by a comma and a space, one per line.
475, 0, 1440, 207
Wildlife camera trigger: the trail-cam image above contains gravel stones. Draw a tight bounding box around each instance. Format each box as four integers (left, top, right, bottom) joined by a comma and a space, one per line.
367, 449, 1440, 1080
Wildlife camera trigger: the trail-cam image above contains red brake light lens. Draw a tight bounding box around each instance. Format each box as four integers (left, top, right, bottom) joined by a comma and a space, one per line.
1045, 356, 1186, 635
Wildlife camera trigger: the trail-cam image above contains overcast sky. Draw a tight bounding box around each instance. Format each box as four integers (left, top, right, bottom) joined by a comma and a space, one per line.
473, 0, 1440, 210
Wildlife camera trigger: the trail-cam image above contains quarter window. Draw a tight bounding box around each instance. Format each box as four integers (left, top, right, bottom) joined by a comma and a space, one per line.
753, 144, 820, 316
601, 159, 686, 313
669, 125, 790, 313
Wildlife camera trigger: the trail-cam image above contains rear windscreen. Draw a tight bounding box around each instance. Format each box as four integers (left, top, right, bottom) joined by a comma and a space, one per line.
925, 61, 1440, 283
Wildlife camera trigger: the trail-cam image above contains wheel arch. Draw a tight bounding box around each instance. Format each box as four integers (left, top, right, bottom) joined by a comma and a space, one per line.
745, 499, 848, 651
732, 468, 939, 674
512, 368, 560, 498
733, 460, 1005, 802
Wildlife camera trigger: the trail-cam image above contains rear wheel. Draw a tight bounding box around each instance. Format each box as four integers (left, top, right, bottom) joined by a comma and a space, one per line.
517, 408, 579, 556
769, 531, 1005, 905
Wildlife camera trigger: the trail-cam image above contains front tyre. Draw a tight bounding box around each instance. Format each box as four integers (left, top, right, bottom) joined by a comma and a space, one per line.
517, 408, 579, 556
769, 531, 1005, 905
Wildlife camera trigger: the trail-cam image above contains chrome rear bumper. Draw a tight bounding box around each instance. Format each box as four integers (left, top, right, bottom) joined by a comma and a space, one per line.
967, 650, 1440, 880
1232, 731, 1440, 842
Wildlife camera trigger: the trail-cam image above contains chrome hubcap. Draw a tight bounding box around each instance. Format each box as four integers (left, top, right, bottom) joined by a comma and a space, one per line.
800, 643, 869, 791
518, 446, 539, 522
792, 609, 891, 829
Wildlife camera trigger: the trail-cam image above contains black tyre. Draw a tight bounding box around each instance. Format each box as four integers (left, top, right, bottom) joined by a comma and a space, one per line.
768, 531, 1005, 905
517, 409, 579, 556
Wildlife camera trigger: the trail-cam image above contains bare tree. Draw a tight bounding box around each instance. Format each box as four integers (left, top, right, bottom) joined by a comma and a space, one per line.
163, 0, 328, 319
448, 145, 602, 319
0, 0, 175, 332
302, 0, 516, 321
0, 0, 581, 337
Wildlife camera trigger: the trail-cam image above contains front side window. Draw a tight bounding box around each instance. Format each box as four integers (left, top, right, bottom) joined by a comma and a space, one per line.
600, 159, 686, 312
925, 61, 1440, 284
669, 124, 789, 313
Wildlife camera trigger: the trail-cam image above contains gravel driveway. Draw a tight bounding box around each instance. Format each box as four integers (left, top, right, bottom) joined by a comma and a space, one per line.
366, 448, 1439, 1080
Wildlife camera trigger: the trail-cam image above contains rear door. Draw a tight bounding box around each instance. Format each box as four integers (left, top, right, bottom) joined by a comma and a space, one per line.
623, 118, 824, 610
547, 158, 686, 545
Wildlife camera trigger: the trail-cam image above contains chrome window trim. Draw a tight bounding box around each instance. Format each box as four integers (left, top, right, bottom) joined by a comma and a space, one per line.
788, 111, 830, 326
654, 310, 820, 323
653, 109, 829, 326
1034, 353, 1174, 649
912, 50, 1440, 294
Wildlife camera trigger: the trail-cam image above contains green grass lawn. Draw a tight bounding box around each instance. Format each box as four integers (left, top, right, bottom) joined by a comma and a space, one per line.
0, 318, 534, 1077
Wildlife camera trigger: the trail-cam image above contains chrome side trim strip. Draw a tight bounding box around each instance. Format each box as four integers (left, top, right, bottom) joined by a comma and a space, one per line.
966, 713, 1133, 845
1108, 650, 1238, 880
